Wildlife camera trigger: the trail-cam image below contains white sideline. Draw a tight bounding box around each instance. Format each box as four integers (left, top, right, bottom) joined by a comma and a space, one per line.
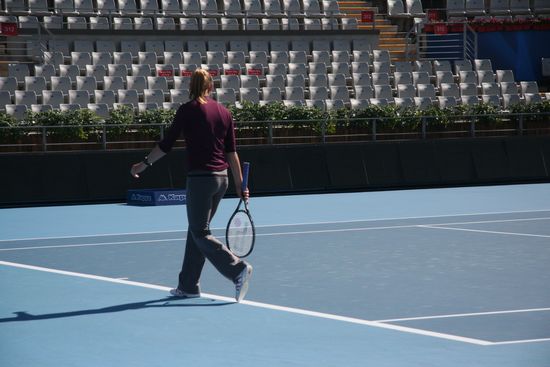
0, 260, 492, 346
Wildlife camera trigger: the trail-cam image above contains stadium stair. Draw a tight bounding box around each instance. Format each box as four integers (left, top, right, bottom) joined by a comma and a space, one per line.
338, 0, 412, 62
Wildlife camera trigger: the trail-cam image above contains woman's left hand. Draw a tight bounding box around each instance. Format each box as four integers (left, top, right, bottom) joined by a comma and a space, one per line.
130, 162, 147, 178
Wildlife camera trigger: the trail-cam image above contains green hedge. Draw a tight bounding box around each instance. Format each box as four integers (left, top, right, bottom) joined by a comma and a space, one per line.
1, 101, 550, 143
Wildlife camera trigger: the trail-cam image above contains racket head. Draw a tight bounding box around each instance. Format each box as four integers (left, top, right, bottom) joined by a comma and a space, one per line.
226, 202, 255, 258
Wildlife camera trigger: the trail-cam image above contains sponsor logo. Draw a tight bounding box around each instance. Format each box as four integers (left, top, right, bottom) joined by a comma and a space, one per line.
130, 194, 152, 202
158, 193, 186, 202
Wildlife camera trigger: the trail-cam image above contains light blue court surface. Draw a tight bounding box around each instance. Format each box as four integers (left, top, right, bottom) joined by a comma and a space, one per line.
1, 183, 550, 366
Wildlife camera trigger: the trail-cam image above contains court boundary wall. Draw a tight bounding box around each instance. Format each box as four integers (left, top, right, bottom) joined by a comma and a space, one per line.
1, 136, 550, 206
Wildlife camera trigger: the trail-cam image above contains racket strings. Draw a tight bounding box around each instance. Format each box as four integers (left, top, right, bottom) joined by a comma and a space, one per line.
227, 211, 254, 257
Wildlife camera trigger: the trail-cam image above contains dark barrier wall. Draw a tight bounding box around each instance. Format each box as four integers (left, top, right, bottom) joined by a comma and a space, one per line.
1, 136, 549, 206
477, 31, 550, 83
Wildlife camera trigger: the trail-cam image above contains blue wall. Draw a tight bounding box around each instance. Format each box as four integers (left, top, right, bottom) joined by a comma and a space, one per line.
477, 31, 550, 82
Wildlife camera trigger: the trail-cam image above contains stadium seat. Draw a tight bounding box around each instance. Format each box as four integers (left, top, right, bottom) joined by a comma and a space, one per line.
309, 86, 329, 100
462, 95, 479, 105
59, 65, 80, 82
95, 90, 117, 107
309, 74, 328, 87
394, 61, 413, 73
325, 100, 346, 110
405, 0, 425, 16
465, 0, 486, 16
459, 71, 477, 84
477, 70, 496, 85
287, 74, 306, 88
437, 96, 458, 108
520, 81, 539, 94
481, 82, 500, 96
372, 72, 390, 86
374, 85, 393, 100
395, 97, 415, 109
388, 0, 408, 17
240, 75, 260, 88
261, 87, 282, 104
440, 83, 460, 98
0, 77, 18, 95
352, 73, 371, 87
454, 60, 473, 74
239, 88, 261, 104
68, 90, 90, 106
354, 86, 373, 99
490, 0, 511, 14
414, 96, 433, 110
306, 99, 326, 110
394, 72, 413, 86
496, 69, 515, 83
351, 95, 372, 109
459, 82, 478, 97
328, 73, 347, 87
5, 104, 28, 120
42, 90, 64, 109
416, 83, 436, 99
106, 64, 128, 79
117, 89, 139, 108
51, 76, 72, 95
266, 75, 285, 89
170, 89, 190, 104
532, 0, 550, 15
285, 86, 305, 101
482, 94, 501, 107
397, 84, 416, 98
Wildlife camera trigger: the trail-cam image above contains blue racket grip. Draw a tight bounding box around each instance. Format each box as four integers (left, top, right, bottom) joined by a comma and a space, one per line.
241, 162, 250, 193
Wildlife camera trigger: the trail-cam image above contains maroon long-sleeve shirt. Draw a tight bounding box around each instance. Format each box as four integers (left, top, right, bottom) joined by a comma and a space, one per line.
158, 97, 236, 172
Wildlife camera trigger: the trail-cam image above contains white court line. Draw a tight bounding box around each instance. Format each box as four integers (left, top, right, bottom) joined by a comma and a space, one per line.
0, 238, 183, 252
490, 338, 550, 345
2, 208, 550, 243
376, 308, 550, 323
0, 260, 492, 346
419, 225, 550, 239
3, 217, 550, 252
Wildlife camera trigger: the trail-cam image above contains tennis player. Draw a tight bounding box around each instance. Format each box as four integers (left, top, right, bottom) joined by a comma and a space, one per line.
130, 69, 253, 302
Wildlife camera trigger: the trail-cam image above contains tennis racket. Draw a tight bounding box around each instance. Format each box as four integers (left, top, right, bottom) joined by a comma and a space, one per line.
226, 162, 255, 258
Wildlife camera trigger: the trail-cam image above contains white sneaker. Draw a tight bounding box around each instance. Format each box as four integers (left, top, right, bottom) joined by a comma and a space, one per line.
169, 288, 200, 298
235, 264, 253, 302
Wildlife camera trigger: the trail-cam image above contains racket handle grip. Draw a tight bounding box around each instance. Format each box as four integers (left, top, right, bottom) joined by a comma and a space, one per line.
241, 162, 250, 192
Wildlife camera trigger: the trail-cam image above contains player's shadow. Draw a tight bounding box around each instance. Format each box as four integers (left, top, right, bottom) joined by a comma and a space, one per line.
0, 297, 233, 323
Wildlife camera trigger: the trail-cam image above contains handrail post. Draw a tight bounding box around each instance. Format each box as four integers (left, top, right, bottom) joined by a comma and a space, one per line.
470, 117, 476, 138
518, 114, 524, 136
372, 119, 377, 141
102, 124, 107, 150
421, 117, 427, 139
321, 118, 326, 143
42, 126, 47, 152
268, 122, 273, 144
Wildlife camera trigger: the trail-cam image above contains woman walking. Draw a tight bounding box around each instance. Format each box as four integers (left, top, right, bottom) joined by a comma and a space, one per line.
130, 69, 253, 302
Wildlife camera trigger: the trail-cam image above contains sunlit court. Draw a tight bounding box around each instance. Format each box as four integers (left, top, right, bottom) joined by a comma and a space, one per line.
2, 0, 550, 365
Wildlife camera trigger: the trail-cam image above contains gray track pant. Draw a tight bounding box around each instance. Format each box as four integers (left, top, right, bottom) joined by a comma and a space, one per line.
178, 171, 247, 294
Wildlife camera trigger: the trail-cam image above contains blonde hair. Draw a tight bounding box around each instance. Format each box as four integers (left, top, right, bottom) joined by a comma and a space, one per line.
189, 69, 213, 104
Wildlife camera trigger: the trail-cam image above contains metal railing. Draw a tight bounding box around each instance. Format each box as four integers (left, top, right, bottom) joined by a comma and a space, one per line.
1, 112, 548, 153
406, 21, 478, 62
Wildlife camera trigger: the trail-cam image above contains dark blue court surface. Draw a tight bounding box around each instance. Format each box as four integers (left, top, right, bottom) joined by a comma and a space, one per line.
1, 184, 550, 366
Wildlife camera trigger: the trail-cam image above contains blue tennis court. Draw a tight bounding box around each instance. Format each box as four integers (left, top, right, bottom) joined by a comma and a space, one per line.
1, 183, 550, 366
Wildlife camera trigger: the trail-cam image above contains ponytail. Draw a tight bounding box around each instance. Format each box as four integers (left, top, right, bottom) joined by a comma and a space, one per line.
189, 68, 213, 104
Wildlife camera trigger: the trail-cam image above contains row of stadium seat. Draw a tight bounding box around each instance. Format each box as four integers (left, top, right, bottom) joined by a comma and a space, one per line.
33, 38, 374, 57
3, 88, 548, 121
445, 0, 550, 18
0, 13, 357, 30
1, 0, 343, 17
